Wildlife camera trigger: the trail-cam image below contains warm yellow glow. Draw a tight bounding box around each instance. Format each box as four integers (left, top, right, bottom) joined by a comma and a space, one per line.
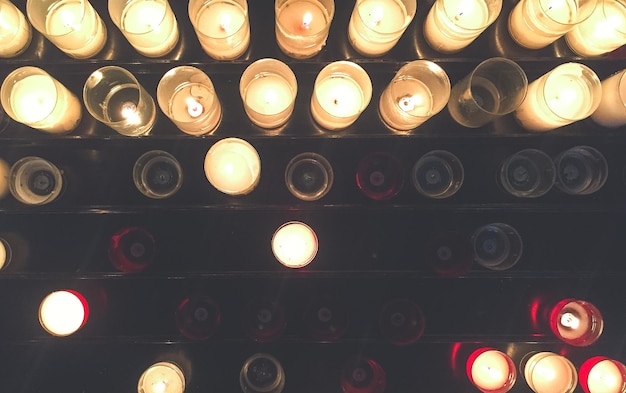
138, 362, 185, 393
560, 312, 580, 329
204, 138, 261, 195
184, 96, 203, 118
0, 239, 7, 270
272, 221, 318, 268
39, 290, 87, 336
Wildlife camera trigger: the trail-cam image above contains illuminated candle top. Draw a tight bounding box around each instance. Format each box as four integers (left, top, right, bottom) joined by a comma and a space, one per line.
467, 349, 516, 393
524, 352, 578, 393
39, 290, 88, 337
272, 221, 318, 268
449, 0, 490, 29
9, 74, 57, 123
138, 362, 185, 393
278, 0, 329, 35
356, 0, 411, 33
580, 357, 626, 393
550, 298, 603, 346
204, 137, 261, 195
196, 2, 246, 38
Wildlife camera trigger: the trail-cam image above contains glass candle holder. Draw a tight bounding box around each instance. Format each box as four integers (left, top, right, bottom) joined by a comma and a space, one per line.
83, 66, 156, 137
472, 223, 523, 270
39, 290, 88, 337
9, 156, 63, 205
347, 0, 416, 56
26, 0, 106, 59
188, 0, 250, 60
1, 66, 81, 134
133, 150, 183, 199
204, 137, 261, 196
285, 152, 333, 201
157, 66, 222, 136
514, 63, 602, 132
379, 60, 450, 132
466, 348, 517, 393
565, 0, 626, 56
554, 146, 607, 195
310, 61, 372, 130
424, 0, 501, 53
240, 58, 297, 129
0, 0, 32, 58
341, 356, 387, 393
378, 299, 425, 346
303, 295, 349, 341
138, 362, 185, 393
448, 57, 528, 128
108, 0, 179, 57
108, 227, 156, 273
275, 0, 334, 59
411, 150, 464, 199
500, 149, 555, 198
240, 353, 285, 393
425, 232, 473, 277
356, 152, 404, 201
242, 297, 286, 342
579, 357, 626, 393
523, 352, 578, 393
508, 0, 597, 49
0, 237, 11, 271
550, 298, 604, 346
272, 221, 318, 268
592, 69, 626, 128
175, 295, 221, 340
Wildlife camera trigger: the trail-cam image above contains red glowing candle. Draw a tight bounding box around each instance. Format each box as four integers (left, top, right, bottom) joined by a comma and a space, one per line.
580, 357, 626, 393
550, 298, 604, 346
466, 348, 516, 393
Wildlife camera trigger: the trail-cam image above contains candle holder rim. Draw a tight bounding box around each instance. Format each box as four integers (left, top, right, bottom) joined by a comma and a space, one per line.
204, 137, 261, 196
271, 221, 318, 268
440, 0, 502, 31
534, 0, 598, 26
314, 61, 373, 111
38, 289, 89, 337
469, 57, 528, 116
26, 0, 91, 36
275, 0, 336, 29
540, 63, 602, 121
188, 0, 249, 39
354, 0, 417, 34
239, 58, 298, 98
137, 361, 186, 393
109, 0, 171, 31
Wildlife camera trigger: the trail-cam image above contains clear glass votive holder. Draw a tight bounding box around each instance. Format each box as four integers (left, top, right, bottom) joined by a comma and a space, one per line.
240, 58, 297, 129
448, 57, 528, 128
189, 0, 250, 60
472, 222, 523, 270
9, 156, 63, 205
0, 0, 32, 58
108, 0, 179, 57
347, 0, 416, 57
565, 0, 626, 56
83, 66, 156, 137
240, 353, 285, 393
157, 66, 222, 136
412, 150, 464, 199
592, 69, 626, 128
275, 0, 334, 59
500, 149, 555, 198
133, 150, 183, 199
514, 63, 601, 132
379, 60, 450, 132
1, 66, 81, 134
26, 0, 106, 59
285, 152, 333, 201
310, 61, 372, 130
554, 146, 607, 195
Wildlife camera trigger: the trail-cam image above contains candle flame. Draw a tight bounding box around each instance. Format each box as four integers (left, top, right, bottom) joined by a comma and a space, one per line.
302, 12, 313, 29
370, 6, 384, 26
152, 380, 167, 393
121, 101, 140, 125
560, 312, 580, 329
398, 94, 424, 112
185, 96, 204, 118
220, 13, 232, 33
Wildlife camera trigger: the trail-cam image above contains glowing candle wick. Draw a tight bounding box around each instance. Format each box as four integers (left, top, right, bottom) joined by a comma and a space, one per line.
398, 94, 424, 112
560, 312, 580, 329
153, 380, 167, 393
220, 13, 232, 33
264, 89, 277, 105
121, 101, 140, 124
185, 96, 204, 118
370, 6, 384, 26
302, 12, 312, 29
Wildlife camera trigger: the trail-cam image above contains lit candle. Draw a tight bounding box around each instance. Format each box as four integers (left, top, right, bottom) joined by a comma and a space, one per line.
310, 61, 372, 130
27, 0, 107, 59
347, 0, 416, 56
424, 0, 501, 53
592, 69, 626, 128
189, 0, 250, 60
580, 357, 626, 393
240, 58, 297, 129
157, 66, 222, 135
275, 0, 334, 58
1, 66, 82, 134
565, 0, 626, 56
0, 0, 32, 58
138, 362, 185, 393
39, 290, 88, 337
514, 63, 601, 132
524, 352, 578, 393
0, 238, 9, 270
550, 298, 604, 346
272, 221, 318, 268
467, 348, 516, 393
109, 0, 179, 57
204, 137, 261, 196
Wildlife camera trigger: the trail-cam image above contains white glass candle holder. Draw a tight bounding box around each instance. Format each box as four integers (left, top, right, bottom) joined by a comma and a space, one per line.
592, 69, 626, 128
348, 0, 416, 56
514, 63, 602, 132
0, 0, 32, 58
189, 0, 250, 60
133, 150, 183, 199
379, 60, 450, 132
550, 298, 604, 346
39, 290, 88, 337
108, 0, 179, 57
9, 156, 64, 205
310, 61, 372, 130
285, 152, 333, 201
26, 0, 107, 59
566, 0, 626, 56
508, 0, 597, 49
1, 66, 81, 134
275, 0, 334, 59
412, 150, 464, 199
272, 221, 318, 268
138, 362, 185, 393
466, 348, 517, 393
204, 137, 261, 196
424, 0, 501, 53
472, 223, 523, 270
579, 357, 626, 393
554, 146, 607, 195
157, 66, 222, 136
500, 149, 555, 198
240, 58, 297, 129
523, 352, 578, 393
83, 66, 156, 137
240, 353, 285, 393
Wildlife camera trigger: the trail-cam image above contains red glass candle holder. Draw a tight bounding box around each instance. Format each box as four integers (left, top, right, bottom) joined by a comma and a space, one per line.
341, 356, 386, 393
175, 295, 221, 340
550, 298, 604, 346
579, 357, 626, 393
356, 152, 404, 201
108, 227, 156, 273
303, 295, 349, 341
242, 297, 286, 342
466, 348, 516, 393
378, 298, 425, 346
425, 232, 473, 277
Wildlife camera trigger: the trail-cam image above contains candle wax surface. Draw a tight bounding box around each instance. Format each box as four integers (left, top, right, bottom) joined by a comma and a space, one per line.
39, 291, 86, 336
566, 1, 626, 56
197, 2, 246, 38
273, 222, 318, 268
140, 364, 185, 393
471, 350, 512, 391
316, 75, 364, 118
540, 0, 577, 24
169, 83, 215, 123
394, 78, 433, 117
245, 74, 294, 116
545, 73, 593, 120
587, 360, 624, 393
444, 0, 489, 29
0, 4, 31, 57
11, 74, 57, 123
526, 354, 575, 393
277, 0, 329, 35
45, 0, 83, 37
356, 0, 410, 33
122, 0, 167, 34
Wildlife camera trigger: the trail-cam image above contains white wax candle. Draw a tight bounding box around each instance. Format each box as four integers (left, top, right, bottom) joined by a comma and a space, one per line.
244, 74, 294, 128
470, 350, 512, 391
348, 0, 412, 56
39, 290, 87, 336
0, 238, 8, 270
525, 353, 577, 393
0, 1, 32, 57
275, 0, 331, 58
120, 0, 178, 57
194, 1, 249, 60
168, 83, 221, 134
586, 360, 624, 393
508, 0, 578, 49
423, 0, 491, 53
565, 0, 626, 56
312, 75, 364, 130
204, 138, 261, 195
272, 222, 318, 268
592, 70, 626, 128
138, 363, 185, 393
380, 78, 434, 130
43, 0, 106, 58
